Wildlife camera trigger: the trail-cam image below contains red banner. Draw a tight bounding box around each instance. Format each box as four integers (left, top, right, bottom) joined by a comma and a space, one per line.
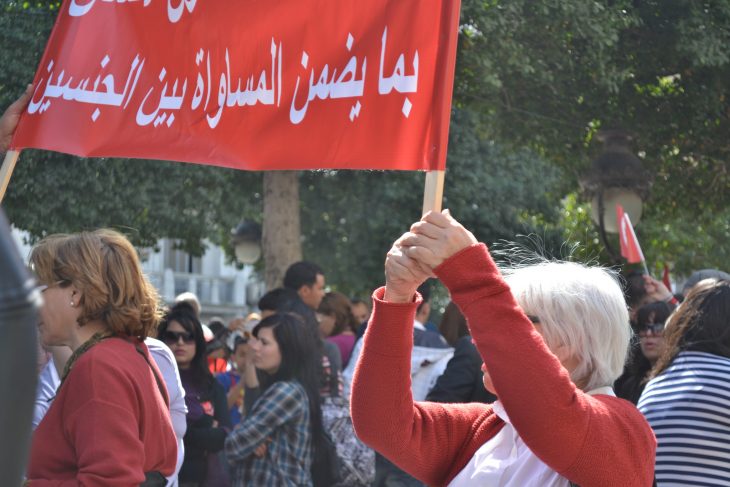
11, 0, 461, 171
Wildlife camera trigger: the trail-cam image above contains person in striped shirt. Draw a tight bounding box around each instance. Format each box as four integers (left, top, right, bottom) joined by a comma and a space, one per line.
638, 278, 730, 486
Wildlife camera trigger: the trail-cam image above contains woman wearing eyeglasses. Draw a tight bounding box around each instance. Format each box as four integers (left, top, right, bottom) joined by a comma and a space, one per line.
159, 303, 231, 486
638, 278, 730, 486
27, 230, 177, 486
615, 301, 673, 404
351, 211, 656, 487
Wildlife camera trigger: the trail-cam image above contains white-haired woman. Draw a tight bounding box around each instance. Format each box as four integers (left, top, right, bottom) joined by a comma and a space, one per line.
351, 211, 656, 487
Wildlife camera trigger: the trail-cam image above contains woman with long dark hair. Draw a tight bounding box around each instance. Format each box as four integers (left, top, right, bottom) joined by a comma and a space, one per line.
614, 301, 673, 404
638, 278, 730, 485
159, 302, 231, 486
225, 313, 329, 486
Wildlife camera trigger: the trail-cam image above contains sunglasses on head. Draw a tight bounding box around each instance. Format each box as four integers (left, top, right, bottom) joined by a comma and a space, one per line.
162, 330, 195, 345
639, 322, 665, 335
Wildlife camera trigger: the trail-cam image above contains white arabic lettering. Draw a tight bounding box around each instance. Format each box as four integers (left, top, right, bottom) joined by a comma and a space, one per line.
69, 0, 194, 24
28, 55, 145, 122
136, 67, 188, 127
290, 33, 367, 124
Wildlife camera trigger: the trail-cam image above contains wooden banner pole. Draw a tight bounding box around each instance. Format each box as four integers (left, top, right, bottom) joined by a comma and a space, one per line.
421, 170, 445, 216
0, 151, 20, 204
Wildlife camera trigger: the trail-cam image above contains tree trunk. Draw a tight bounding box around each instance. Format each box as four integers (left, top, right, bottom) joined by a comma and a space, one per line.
262, 171, 302, 290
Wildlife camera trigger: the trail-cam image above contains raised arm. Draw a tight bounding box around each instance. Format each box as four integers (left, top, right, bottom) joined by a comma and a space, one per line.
404, 211, 655, 486
350, 218, 497, 486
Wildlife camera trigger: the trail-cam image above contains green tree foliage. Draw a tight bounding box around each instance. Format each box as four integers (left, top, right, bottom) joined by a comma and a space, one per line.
300, 108, 563, 296
453, 0, 730, 276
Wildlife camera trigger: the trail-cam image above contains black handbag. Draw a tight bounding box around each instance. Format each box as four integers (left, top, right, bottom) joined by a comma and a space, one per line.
311, 429, 342, 487
140, 470, 166, 487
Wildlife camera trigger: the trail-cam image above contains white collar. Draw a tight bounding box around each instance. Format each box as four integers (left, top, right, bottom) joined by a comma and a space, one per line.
448, 386, 616, 487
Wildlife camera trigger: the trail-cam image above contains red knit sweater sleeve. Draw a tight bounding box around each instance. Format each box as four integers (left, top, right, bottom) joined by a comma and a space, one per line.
435, 244, 656, 487
350, 287, 503, 486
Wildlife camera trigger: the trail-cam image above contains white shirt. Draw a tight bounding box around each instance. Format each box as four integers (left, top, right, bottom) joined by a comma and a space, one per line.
448, 386, 615, 487
146, 337, 188, 487
343, 337, 453, 401
33, 359, 60, 430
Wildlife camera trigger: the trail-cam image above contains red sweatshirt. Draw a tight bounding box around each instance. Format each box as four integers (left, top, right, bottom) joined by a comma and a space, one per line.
28, 338, 177, 486
351, 244, 656, 487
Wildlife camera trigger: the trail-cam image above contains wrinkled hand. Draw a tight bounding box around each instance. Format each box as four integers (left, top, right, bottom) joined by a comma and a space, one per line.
384, 236, 434, 303
399, 210, 477, 271
0, 85, 32, 153
643, 274, 672, 302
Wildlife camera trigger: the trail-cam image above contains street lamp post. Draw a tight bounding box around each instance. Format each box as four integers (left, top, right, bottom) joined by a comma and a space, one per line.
231, 220, 262, 265
580, 130, 652, 263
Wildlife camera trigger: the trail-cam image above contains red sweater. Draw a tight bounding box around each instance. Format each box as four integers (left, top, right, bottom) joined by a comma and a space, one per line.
28, 338, 177, 486
351, 244, 656, 487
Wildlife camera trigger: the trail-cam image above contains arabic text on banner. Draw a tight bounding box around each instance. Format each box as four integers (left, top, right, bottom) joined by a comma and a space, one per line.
12, 0, 461, 171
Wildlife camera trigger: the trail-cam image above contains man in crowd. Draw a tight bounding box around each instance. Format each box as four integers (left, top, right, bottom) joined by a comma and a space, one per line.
283, 261, 326, 310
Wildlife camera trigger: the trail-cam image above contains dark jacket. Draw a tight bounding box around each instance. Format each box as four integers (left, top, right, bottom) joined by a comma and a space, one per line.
413, 327, 449, 349
426, 336, 497, 404
179, 377, 231, 483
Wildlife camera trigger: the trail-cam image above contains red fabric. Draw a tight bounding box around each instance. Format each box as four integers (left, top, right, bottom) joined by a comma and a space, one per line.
662, 264, 673, 293
208, 357, 228, 374
28, 338, 177, 486
617, 204, 645, 264
351, 244, 656, 487
12, 0, 461, 171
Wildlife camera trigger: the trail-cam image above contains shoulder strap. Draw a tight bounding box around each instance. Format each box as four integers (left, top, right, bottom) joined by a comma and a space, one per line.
134, 342, 169, 408
570, 476, 656, 487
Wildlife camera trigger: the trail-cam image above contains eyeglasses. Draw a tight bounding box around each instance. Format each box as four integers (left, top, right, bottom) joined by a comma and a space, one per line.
639, 323, 665, 336
38, 280, 69, 293
161, 330, 195, 345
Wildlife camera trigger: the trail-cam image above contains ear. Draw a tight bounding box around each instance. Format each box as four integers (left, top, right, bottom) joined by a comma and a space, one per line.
552, 343, 579, 373
68, 282, 83, 307
298, 284, 312, 298
417, 301, 431, 320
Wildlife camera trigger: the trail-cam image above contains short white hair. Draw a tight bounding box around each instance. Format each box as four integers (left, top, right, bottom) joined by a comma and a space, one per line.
502, 261, 631, 391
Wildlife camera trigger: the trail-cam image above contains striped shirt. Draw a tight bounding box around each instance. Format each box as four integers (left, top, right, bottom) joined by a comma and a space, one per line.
225, 380, 312, 486
638, 351, 730, 486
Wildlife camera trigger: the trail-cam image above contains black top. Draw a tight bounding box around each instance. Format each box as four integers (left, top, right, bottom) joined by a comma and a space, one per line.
179, 374, 231, 483
427, 336, 497, 404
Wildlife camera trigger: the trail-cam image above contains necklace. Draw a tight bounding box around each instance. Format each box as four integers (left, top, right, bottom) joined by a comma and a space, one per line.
60, 330, 114, 386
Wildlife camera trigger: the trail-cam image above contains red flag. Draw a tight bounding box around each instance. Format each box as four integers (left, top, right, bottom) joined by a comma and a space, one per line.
662, 264, 673, 293
616, 204, 645, 264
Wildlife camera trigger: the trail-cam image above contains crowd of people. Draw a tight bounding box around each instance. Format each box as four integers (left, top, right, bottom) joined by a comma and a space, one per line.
2, 90, 729, 486
28, 243, 380, 486
24, 221, 730, 487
